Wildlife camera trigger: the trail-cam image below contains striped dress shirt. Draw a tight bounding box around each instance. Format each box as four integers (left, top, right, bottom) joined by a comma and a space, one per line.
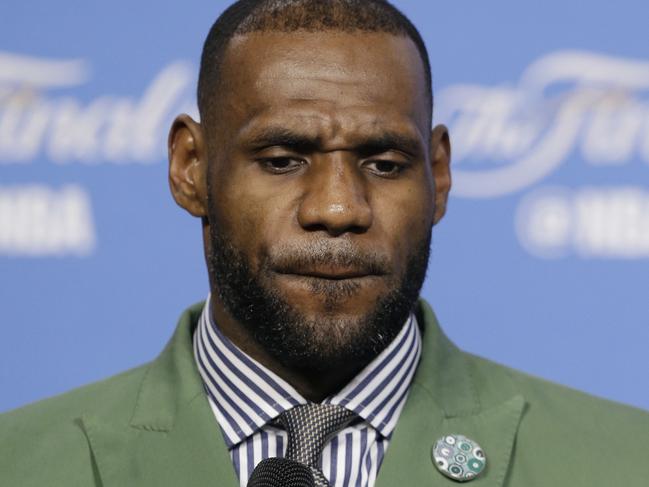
193, 296, 422, 487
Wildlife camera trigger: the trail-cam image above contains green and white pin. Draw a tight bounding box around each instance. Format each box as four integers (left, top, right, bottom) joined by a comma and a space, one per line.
432, 434, 486, 482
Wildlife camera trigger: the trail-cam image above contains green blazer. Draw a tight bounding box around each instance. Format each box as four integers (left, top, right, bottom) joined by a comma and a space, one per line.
2, 300, 649, 486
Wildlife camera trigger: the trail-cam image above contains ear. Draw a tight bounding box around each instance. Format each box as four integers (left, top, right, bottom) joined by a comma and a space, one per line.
168, 114, 208, 217
430, 124, 452, 225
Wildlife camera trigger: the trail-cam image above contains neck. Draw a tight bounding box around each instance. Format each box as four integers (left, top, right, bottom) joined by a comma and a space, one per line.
210, 300, 366, 402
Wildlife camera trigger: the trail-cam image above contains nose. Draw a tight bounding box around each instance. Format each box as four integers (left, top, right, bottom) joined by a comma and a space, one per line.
297, 154, 373, 236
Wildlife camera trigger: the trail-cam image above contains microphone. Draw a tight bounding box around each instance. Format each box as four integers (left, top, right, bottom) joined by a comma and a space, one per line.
247, 457, 315, 487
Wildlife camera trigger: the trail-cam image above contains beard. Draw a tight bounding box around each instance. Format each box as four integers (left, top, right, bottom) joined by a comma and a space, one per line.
207, 221, 431, 374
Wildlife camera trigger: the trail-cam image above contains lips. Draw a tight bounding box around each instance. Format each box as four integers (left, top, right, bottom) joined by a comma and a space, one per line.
288, 271, 372, 280
275, 266, 384, 281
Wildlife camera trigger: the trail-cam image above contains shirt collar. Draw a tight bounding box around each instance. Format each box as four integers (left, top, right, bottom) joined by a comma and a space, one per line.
193, 295, 422, 447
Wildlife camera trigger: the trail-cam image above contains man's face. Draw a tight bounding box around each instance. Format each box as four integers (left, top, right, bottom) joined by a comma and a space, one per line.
200, 31, 446, 371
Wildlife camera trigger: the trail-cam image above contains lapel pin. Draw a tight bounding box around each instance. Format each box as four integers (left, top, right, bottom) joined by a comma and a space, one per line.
432, 434, 486, 482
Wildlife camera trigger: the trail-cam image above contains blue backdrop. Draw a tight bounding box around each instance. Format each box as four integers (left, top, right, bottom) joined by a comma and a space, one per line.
2, 0, 648, 413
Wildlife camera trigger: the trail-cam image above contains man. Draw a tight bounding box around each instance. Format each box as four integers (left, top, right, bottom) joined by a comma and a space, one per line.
2, 1, 649, 486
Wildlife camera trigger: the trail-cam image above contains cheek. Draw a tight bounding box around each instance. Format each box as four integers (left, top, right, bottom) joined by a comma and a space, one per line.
369, 180, 434, 267
372, 179, 434, 234
211, 170, 299, 265
209, 170, 260, 254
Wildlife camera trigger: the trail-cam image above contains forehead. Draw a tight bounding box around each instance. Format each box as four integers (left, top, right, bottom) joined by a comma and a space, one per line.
213, 31, 430, 144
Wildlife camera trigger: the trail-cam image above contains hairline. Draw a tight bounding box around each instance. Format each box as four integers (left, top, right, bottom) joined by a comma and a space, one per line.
199, 28, 432, 131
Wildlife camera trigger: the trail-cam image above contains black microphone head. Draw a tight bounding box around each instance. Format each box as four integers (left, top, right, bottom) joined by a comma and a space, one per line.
247, 457, 315, 487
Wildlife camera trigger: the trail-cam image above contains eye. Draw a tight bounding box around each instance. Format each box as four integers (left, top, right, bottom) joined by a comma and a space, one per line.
259, 157, 306, 174
364, 159, 405, 177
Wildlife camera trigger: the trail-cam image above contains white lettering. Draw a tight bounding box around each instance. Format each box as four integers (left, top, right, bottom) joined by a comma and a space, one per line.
516, 186, 649, 259
438, 51, 649, 198
0, 185, 96, 257
0, 52, 195, 165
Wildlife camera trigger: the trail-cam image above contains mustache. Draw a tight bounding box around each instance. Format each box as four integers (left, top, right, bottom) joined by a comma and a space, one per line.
264, 240, 391, 275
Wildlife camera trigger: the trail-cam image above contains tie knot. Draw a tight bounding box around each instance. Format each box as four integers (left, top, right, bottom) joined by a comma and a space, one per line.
278, 403, 356, 469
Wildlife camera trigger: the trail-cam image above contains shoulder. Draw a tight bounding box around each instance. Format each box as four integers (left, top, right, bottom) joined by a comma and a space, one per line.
466, 351, 649, 427
0, 301, 204, 487
1, 363, 149, 426
465, 352, 649, 484
0, 363, 150, 487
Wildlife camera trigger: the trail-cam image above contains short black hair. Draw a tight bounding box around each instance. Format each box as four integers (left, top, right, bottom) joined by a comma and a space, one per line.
197, 0, 433, 127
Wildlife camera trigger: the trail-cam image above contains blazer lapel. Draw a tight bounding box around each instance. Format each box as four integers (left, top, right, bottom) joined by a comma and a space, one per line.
80, 303, 240, 487
376, 301, 526, 487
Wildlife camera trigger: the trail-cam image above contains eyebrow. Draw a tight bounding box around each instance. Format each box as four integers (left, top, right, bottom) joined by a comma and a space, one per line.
246, 127, 423, 157
248, 127, 321, 153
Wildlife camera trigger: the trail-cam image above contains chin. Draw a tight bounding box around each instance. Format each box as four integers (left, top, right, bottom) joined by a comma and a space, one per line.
249, 282, 409, 373
292, 303, 375, 327
266, 310, 391, 373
